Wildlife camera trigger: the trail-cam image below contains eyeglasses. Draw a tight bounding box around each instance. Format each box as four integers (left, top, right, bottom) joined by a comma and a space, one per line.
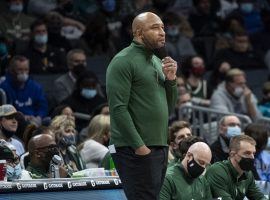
36, 144, 58, 151
227, 122, 241, 127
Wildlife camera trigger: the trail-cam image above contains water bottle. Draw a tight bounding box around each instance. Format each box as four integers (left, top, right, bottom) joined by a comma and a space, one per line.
50, 155, 62, 178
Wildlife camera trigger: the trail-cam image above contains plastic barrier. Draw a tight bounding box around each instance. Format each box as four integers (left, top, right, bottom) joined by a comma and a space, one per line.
178, 105, 252, 144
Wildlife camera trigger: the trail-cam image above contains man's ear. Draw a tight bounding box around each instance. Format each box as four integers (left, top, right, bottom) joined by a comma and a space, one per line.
186, 151, 192, 161
34, 150, 41, 158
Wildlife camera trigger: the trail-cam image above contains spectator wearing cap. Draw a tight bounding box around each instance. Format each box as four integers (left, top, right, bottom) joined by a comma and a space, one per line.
62, 70, 106, 131
258, 81, 270, 117
0, 104, 25, 156
0, 55, 48, 126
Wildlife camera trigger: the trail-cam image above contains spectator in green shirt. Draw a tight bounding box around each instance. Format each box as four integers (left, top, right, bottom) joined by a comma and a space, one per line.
160, 142, 212, 200
206, 135, 267, 200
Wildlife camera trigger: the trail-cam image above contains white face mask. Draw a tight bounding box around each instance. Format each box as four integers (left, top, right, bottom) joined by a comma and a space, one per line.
233, 86, 244, 98
226, 126, 241, 138
17, 73, 29, 82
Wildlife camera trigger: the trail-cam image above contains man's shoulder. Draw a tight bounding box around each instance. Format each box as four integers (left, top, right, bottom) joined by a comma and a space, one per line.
55, 73, 70, 83
166, 164, 184, 180
207, 160, 229, 175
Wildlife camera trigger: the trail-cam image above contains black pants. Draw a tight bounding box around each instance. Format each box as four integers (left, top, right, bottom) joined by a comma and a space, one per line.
111, 146, 168, 200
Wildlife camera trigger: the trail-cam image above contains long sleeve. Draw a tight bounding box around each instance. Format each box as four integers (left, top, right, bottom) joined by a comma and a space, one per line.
106, 57, 144, 149
159, 176, 173, 200
165, 79, 178, 115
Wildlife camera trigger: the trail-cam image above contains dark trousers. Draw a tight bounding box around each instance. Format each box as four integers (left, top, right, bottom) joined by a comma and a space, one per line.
111, 146, 168, 200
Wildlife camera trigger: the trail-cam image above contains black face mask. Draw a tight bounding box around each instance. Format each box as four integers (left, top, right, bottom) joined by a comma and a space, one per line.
1, 126, 15, 138
187, 158, 205, 178
71, 64, 86, 77
238, 156, 254, 171
42, 146, 59, 163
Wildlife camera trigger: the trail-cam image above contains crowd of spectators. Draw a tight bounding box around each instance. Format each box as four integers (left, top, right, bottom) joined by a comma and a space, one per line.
0, 0, 270, 199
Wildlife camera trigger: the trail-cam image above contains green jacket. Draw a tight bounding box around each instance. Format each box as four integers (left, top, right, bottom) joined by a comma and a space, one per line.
159, 163, 212, 200
106, 41, 177, 149
26, 163, 48, 179
205, 160, 267, 200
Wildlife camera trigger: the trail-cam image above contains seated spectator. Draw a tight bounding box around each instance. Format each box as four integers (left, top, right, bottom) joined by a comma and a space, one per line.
79, 114, 110, 168
0, 0, 35, 50
244, 123, 270, 182
213, 30, 266, 70
169, 90, 192, 123
53, 49, 87, 104
4, 142, 31, 180
184, 56, 210, 106
210, 115, 242, 163
206, 135, 267, 199
62, 70, 106, 131
50, 104, 75, 121
27, 134, 68, 179
168, 120, 192, 167
216, 0, 238, 19
22, 19, 67, 74
0, 142, 23, 181
0, 104, 25, 156
188, 0, 221, 37
177, 135, 205, 160
162, 12, 196, 62
210, 68, 261, 120
50, 115, 85, 174
228, 0, 263, 34
44, 11, 73, 51
159, 142, 212, 200
0, 55, 48, 125
78, 12, 117, 58
258, 81, 270, 117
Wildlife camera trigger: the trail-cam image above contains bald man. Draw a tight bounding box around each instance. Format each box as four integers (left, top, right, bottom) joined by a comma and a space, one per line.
26, 134, 67, 179
106, 12, 178, 200
160, 142, 212, 200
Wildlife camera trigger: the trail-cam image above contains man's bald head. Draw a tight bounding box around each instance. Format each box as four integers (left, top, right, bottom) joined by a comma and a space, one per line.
132, 12, 161, 36
187, 142, 212, 166
131, 12, 165, 49
28, 134, 56, 154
